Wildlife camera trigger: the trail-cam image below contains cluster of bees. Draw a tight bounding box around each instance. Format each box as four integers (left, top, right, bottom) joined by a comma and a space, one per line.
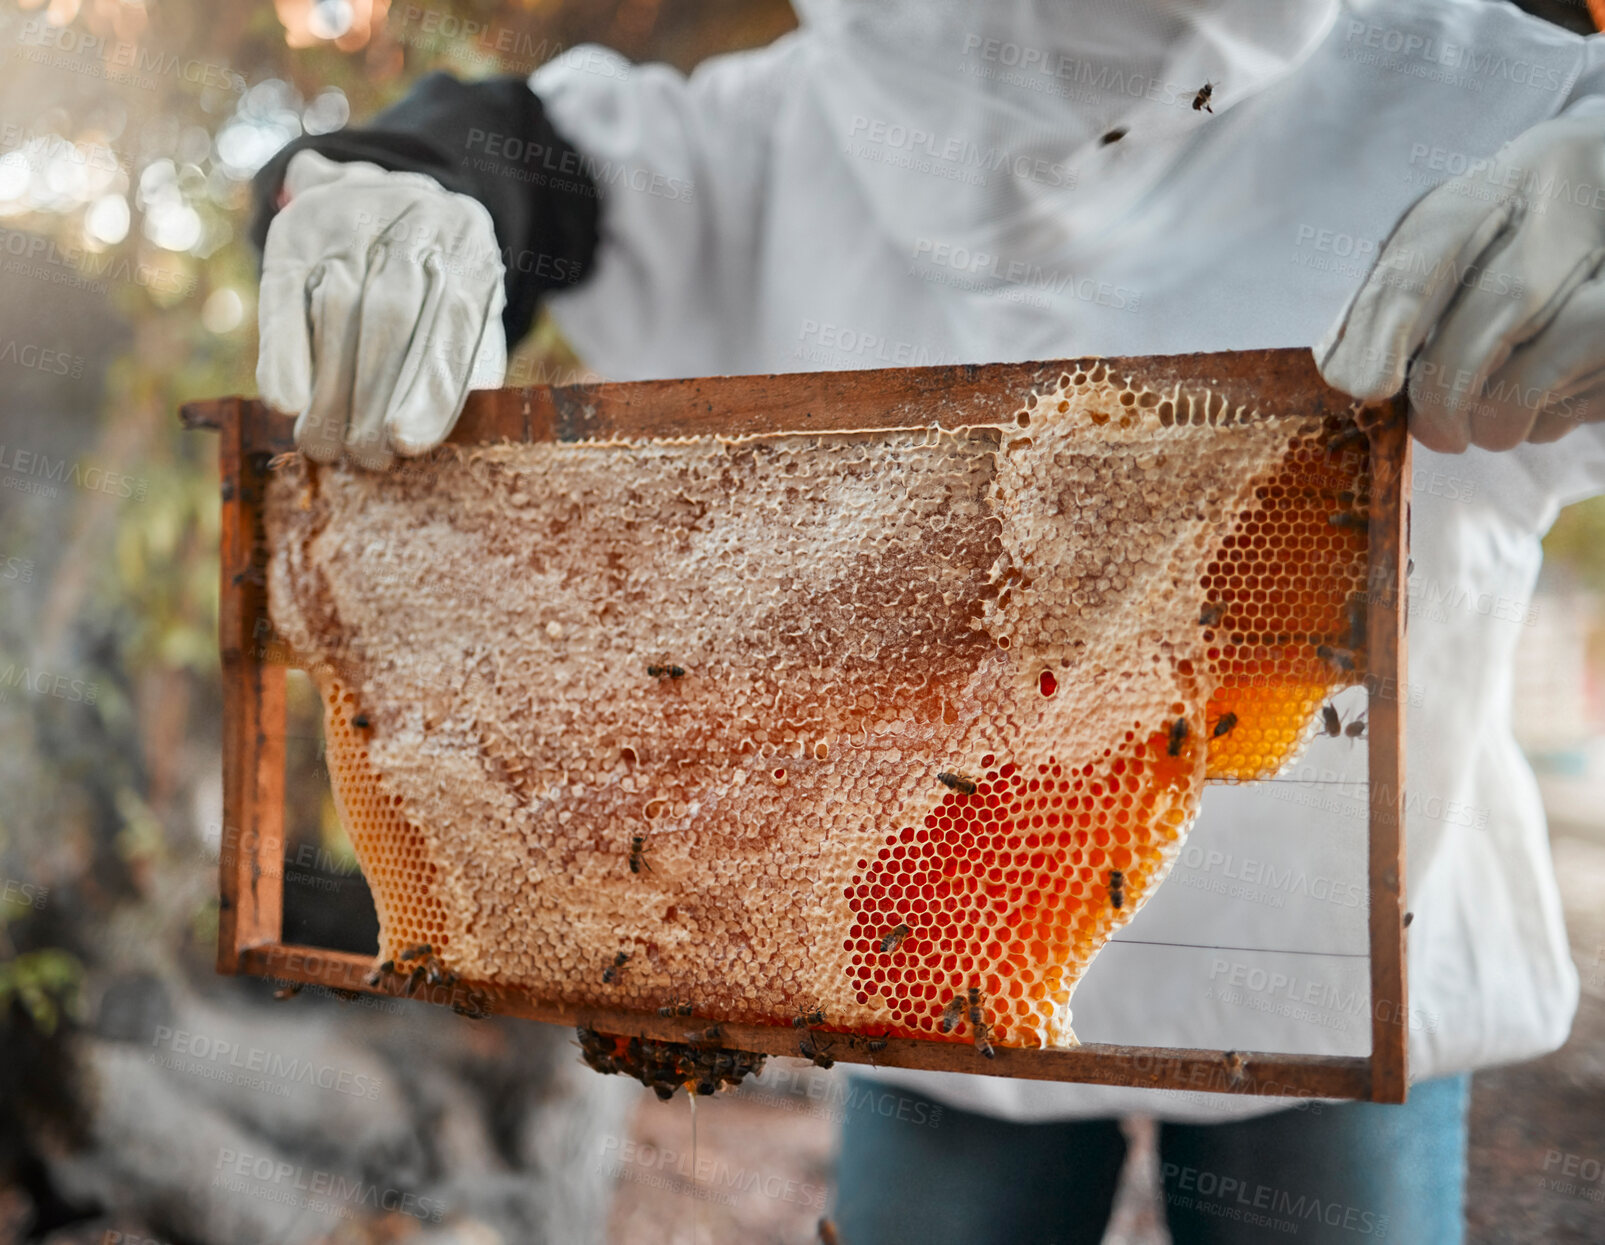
793, 1005, 837, 1069
366, 943, 493, 1020
940, 986, 997, 1059
576, 1025, 766, 1101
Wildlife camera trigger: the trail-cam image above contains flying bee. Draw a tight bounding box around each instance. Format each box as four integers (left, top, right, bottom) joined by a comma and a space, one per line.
628, 833, 652, 875
879, 923, 912, 954
967, 987, 995, 1059
1199, 600, 1226, 627
1329, 511, 1367, 531
602, 951, 631, 984
647, 664, 686, 679
940, 994, 966, 1034
352, 713, 370, 729
1192, 80, 1214, 112
1211, 712, 1238, 739
1167, 717, 1189, 757
273, 983, 302, 1001
1108, 869, 1125, 910
819, 1216, 843, 1245
938, 771, 977, 796
1099, 126, 1128, 146
1403, 911, 1415, 928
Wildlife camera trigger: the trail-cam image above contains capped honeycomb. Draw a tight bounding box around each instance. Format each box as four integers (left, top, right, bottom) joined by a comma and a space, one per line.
264, 366, 1370, 1052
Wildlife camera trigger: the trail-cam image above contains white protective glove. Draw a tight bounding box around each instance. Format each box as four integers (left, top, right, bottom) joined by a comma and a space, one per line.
1316, 107, 1605, 453
257, 150, 507, 469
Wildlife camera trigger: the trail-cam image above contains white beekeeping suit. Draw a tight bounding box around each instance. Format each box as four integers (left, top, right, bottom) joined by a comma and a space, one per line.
528, 0, 1605, 1121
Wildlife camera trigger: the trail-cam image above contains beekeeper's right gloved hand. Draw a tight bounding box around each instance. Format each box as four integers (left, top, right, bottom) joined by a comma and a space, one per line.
1316, 105, 1605, 453
249, 72, 603, 468
257, 151, 508, 470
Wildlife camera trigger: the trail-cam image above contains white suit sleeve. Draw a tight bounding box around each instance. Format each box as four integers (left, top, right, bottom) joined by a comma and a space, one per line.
530, 39, 803, 380
1561, 28, 1605, 117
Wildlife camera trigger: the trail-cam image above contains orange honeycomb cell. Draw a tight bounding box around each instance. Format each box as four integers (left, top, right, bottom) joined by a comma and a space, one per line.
270, 368, 1371, 1052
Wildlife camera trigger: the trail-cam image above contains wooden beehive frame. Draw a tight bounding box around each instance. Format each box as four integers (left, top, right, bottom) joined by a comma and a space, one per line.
182, 348, 1411, 1103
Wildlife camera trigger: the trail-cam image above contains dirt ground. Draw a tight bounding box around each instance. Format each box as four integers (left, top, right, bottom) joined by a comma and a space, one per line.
608, 831, 1605, 1245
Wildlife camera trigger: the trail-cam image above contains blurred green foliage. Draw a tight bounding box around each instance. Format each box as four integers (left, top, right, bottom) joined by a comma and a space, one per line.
1543, 494, 1605, 593
0, 947, 82, 1036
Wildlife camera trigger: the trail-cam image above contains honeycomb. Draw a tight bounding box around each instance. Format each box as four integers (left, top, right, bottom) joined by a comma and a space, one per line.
264, 366, 1370, 1051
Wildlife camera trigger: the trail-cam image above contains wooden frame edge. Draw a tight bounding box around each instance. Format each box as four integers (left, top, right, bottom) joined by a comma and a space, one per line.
1364, 400, 1412, 1103
190, 353, 1409, 1102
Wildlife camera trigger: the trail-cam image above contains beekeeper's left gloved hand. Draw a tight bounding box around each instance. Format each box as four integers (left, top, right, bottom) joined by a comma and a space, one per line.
1316, 105, 1605, 453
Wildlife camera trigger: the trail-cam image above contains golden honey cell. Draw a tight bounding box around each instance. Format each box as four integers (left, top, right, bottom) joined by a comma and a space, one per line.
267, 369, 1369, 1049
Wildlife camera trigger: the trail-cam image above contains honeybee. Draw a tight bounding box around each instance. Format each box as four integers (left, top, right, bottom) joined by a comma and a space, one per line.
1347, 594, 1368, 650
352, 713, 371, 729
602, 951, 631, 984
1211, 712, 1238, 739
1326, 425, 1368, 457
792, 1004, 826, 1029
1403, 911, 1414, 928
628, 833, 652, 875
967, 987, 995, 1059
938, 771, 978, 796
647, 664, 686, 679
1192, 81, 1214, 112
879, 923, 912, 954
798, 1034, 836, 1069
658, 999, 695, 1018
1316, 643, 1356, 673
363, 959, 394, 988
399, 943, 433, 962
865, 1036, 889, 1054
1199, 601, 1226, 627
1224, 1049, 1246, 1083
406, 965, 427, 996
1108, 869, 1125, 910
818, 1217, 842, 1245
685, 1024, 723, 1046
1329, 511, 1367, 531
1167, 717, 1189, 757
1321, 703, 1366, 739
940, 994, 966, 1034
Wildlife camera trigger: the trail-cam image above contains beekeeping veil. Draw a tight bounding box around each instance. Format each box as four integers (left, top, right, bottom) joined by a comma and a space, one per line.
788, 0, 1341, 261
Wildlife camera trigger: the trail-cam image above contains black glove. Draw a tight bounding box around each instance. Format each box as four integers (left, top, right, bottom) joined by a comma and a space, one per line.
250, 71, 602, 348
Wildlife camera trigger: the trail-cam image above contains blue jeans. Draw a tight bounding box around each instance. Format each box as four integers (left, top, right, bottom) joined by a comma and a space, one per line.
832, 1074, 1469, 1245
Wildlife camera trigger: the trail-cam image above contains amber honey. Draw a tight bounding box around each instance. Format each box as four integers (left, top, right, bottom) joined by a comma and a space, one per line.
272, 367, 1370, 1052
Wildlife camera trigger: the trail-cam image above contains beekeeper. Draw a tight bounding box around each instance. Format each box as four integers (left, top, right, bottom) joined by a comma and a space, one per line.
252, 1, 1605, 1241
